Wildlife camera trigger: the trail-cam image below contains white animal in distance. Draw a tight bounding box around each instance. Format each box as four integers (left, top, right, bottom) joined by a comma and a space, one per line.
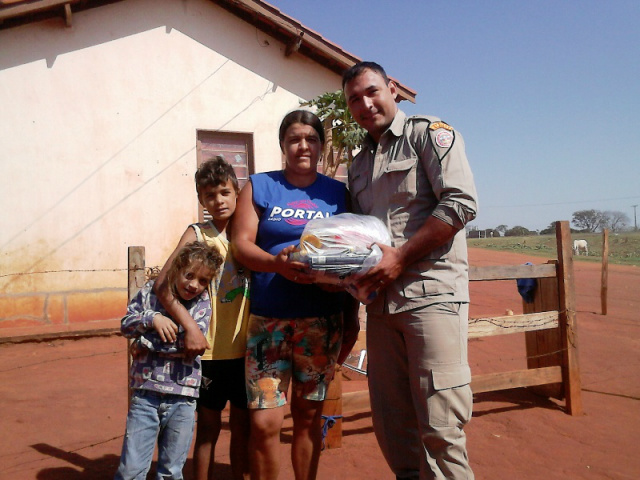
573, 239, 589, 256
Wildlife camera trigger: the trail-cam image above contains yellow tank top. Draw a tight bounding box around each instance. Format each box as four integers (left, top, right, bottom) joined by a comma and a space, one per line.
193, 222, 250, 360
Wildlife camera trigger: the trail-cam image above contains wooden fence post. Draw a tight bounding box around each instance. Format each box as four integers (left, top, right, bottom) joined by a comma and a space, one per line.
601, 229, 609, 315
555, 221, 583, 415
523, 265, 563, 400
127, 246, 145, 404
321, 366, 343, 449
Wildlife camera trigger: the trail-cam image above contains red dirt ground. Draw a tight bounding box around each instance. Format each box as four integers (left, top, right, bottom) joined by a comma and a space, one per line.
0, 248, 638, 479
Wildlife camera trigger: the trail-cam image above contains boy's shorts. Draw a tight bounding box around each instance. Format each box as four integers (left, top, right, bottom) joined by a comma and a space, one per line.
198, 358, 248, 411
245, 313, 342, 409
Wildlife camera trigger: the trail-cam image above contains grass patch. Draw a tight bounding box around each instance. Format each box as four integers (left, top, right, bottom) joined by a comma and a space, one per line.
467, 231, 640, 267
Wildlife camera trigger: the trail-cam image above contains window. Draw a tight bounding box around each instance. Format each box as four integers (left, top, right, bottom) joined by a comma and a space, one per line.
196, 130, 254, 222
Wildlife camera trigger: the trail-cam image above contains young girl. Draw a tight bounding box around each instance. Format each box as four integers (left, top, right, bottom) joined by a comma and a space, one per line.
154, 157, 251, 480
115, 241, 222, 480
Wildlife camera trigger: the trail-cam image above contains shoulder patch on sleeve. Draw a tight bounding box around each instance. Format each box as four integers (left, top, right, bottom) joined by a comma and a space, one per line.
429, 121, 453, 131
434, 129, 454, 148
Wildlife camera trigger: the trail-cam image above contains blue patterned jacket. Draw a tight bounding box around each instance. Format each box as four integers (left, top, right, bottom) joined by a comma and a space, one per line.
121, 280, 211, 398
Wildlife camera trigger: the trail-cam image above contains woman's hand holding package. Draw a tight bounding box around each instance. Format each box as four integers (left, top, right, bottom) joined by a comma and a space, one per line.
276, 244, 316, 284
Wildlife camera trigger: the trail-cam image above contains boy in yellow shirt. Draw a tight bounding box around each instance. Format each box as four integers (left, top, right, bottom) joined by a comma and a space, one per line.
155, 157, 250, 480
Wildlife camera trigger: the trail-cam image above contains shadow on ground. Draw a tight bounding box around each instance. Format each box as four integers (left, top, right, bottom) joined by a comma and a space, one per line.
31, 444, 233, 480
472, 388, 565, 417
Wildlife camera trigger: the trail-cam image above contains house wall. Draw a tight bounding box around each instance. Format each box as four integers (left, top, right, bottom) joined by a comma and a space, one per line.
0, 0, 341, 330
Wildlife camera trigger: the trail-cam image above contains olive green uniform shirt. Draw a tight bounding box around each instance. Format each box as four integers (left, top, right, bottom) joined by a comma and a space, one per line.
348, 110, 478, 314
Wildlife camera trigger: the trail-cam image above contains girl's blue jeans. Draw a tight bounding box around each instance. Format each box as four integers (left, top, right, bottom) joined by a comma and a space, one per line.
114, 390, 197, 480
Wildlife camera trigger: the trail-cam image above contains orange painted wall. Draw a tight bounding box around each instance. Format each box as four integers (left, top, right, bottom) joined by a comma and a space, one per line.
0, 290, 127, 330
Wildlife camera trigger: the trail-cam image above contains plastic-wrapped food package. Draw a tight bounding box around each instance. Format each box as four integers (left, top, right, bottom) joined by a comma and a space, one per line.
290, 213, 391, 303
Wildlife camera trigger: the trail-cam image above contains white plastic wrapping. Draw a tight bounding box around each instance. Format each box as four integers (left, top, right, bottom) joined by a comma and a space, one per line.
291, 213, 391, 303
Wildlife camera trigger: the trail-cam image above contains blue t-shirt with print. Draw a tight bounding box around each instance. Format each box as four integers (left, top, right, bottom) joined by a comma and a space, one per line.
250, 170, 347, 318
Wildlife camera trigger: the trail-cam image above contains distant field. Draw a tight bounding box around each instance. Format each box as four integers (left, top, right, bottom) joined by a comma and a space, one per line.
467, 231, 640, 267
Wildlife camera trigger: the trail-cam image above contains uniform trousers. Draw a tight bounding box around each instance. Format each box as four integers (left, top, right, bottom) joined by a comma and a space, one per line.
367, 302, 474, 480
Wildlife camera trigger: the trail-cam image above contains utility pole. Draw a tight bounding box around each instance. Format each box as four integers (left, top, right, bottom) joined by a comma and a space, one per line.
633, 205, 638, 231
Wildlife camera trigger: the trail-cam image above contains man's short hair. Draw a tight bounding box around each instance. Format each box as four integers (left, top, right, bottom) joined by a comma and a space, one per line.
342, 61, 390, 89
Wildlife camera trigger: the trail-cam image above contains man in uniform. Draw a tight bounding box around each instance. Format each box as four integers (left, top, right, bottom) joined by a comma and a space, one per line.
343, 61, 478, 479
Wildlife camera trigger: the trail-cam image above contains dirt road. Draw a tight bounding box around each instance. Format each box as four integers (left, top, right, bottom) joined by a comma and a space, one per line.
1, 248, 638, 479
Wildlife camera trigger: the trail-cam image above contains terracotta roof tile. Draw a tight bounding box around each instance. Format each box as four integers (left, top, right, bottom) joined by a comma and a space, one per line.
0, 0, 416, 102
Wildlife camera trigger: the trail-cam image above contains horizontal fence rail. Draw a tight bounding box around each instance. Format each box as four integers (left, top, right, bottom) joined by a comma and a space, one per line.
337, 221, 583, 437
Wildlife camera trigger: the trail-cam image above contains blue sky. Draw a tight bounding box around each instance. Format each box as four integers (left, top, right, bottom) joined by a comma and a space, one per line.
272, 0, 640, 232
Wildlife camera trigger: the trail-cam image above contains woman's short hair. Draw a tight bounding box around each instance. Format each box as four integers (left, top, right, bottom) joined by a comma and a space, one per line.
278, 110, 325, 151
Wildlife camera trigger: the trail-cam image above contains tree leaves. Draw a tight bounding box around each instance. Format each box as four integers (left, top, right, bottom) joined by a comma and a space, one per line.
301, 91, 366, 178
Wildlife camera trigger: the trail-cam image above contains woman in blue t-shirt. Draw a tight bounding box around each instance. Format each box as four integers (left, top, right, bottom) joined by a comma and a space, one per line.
232, 110, 359, 479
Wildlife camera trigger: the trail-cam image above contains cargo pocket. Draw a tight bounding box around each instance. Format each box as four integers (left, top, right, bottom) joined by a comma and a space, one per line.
384, 156, 418, 207
427, 367, 472, 427
432, 368, 471, 391
350, 169, 371, 213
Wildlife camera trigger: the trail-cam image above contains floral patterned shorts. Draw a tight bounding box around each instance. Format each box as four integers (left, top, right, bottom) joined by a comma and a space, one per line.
245, 313, 342, 409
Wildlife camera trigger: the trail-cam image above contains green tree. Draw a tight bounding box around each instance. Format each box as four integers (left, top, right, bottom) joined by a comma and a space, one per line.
540, 222, 557, 235
301, 91, 366, 178
495, 225, 508, 235
505, 225, 534, 236
603, 210, 630, 232
572, 209, 606, 232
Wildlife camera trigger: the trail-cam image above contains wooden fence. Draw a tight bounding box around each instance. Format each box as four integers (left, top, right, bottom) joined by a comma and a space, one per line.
466, 220, 582, 414
342, 220, 583, 425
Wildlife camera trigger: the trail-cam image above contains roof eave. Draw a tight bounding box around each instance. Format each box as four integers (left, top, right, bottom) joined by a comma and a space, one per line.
0, 0, 417, 103
209, 0, 416, 103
